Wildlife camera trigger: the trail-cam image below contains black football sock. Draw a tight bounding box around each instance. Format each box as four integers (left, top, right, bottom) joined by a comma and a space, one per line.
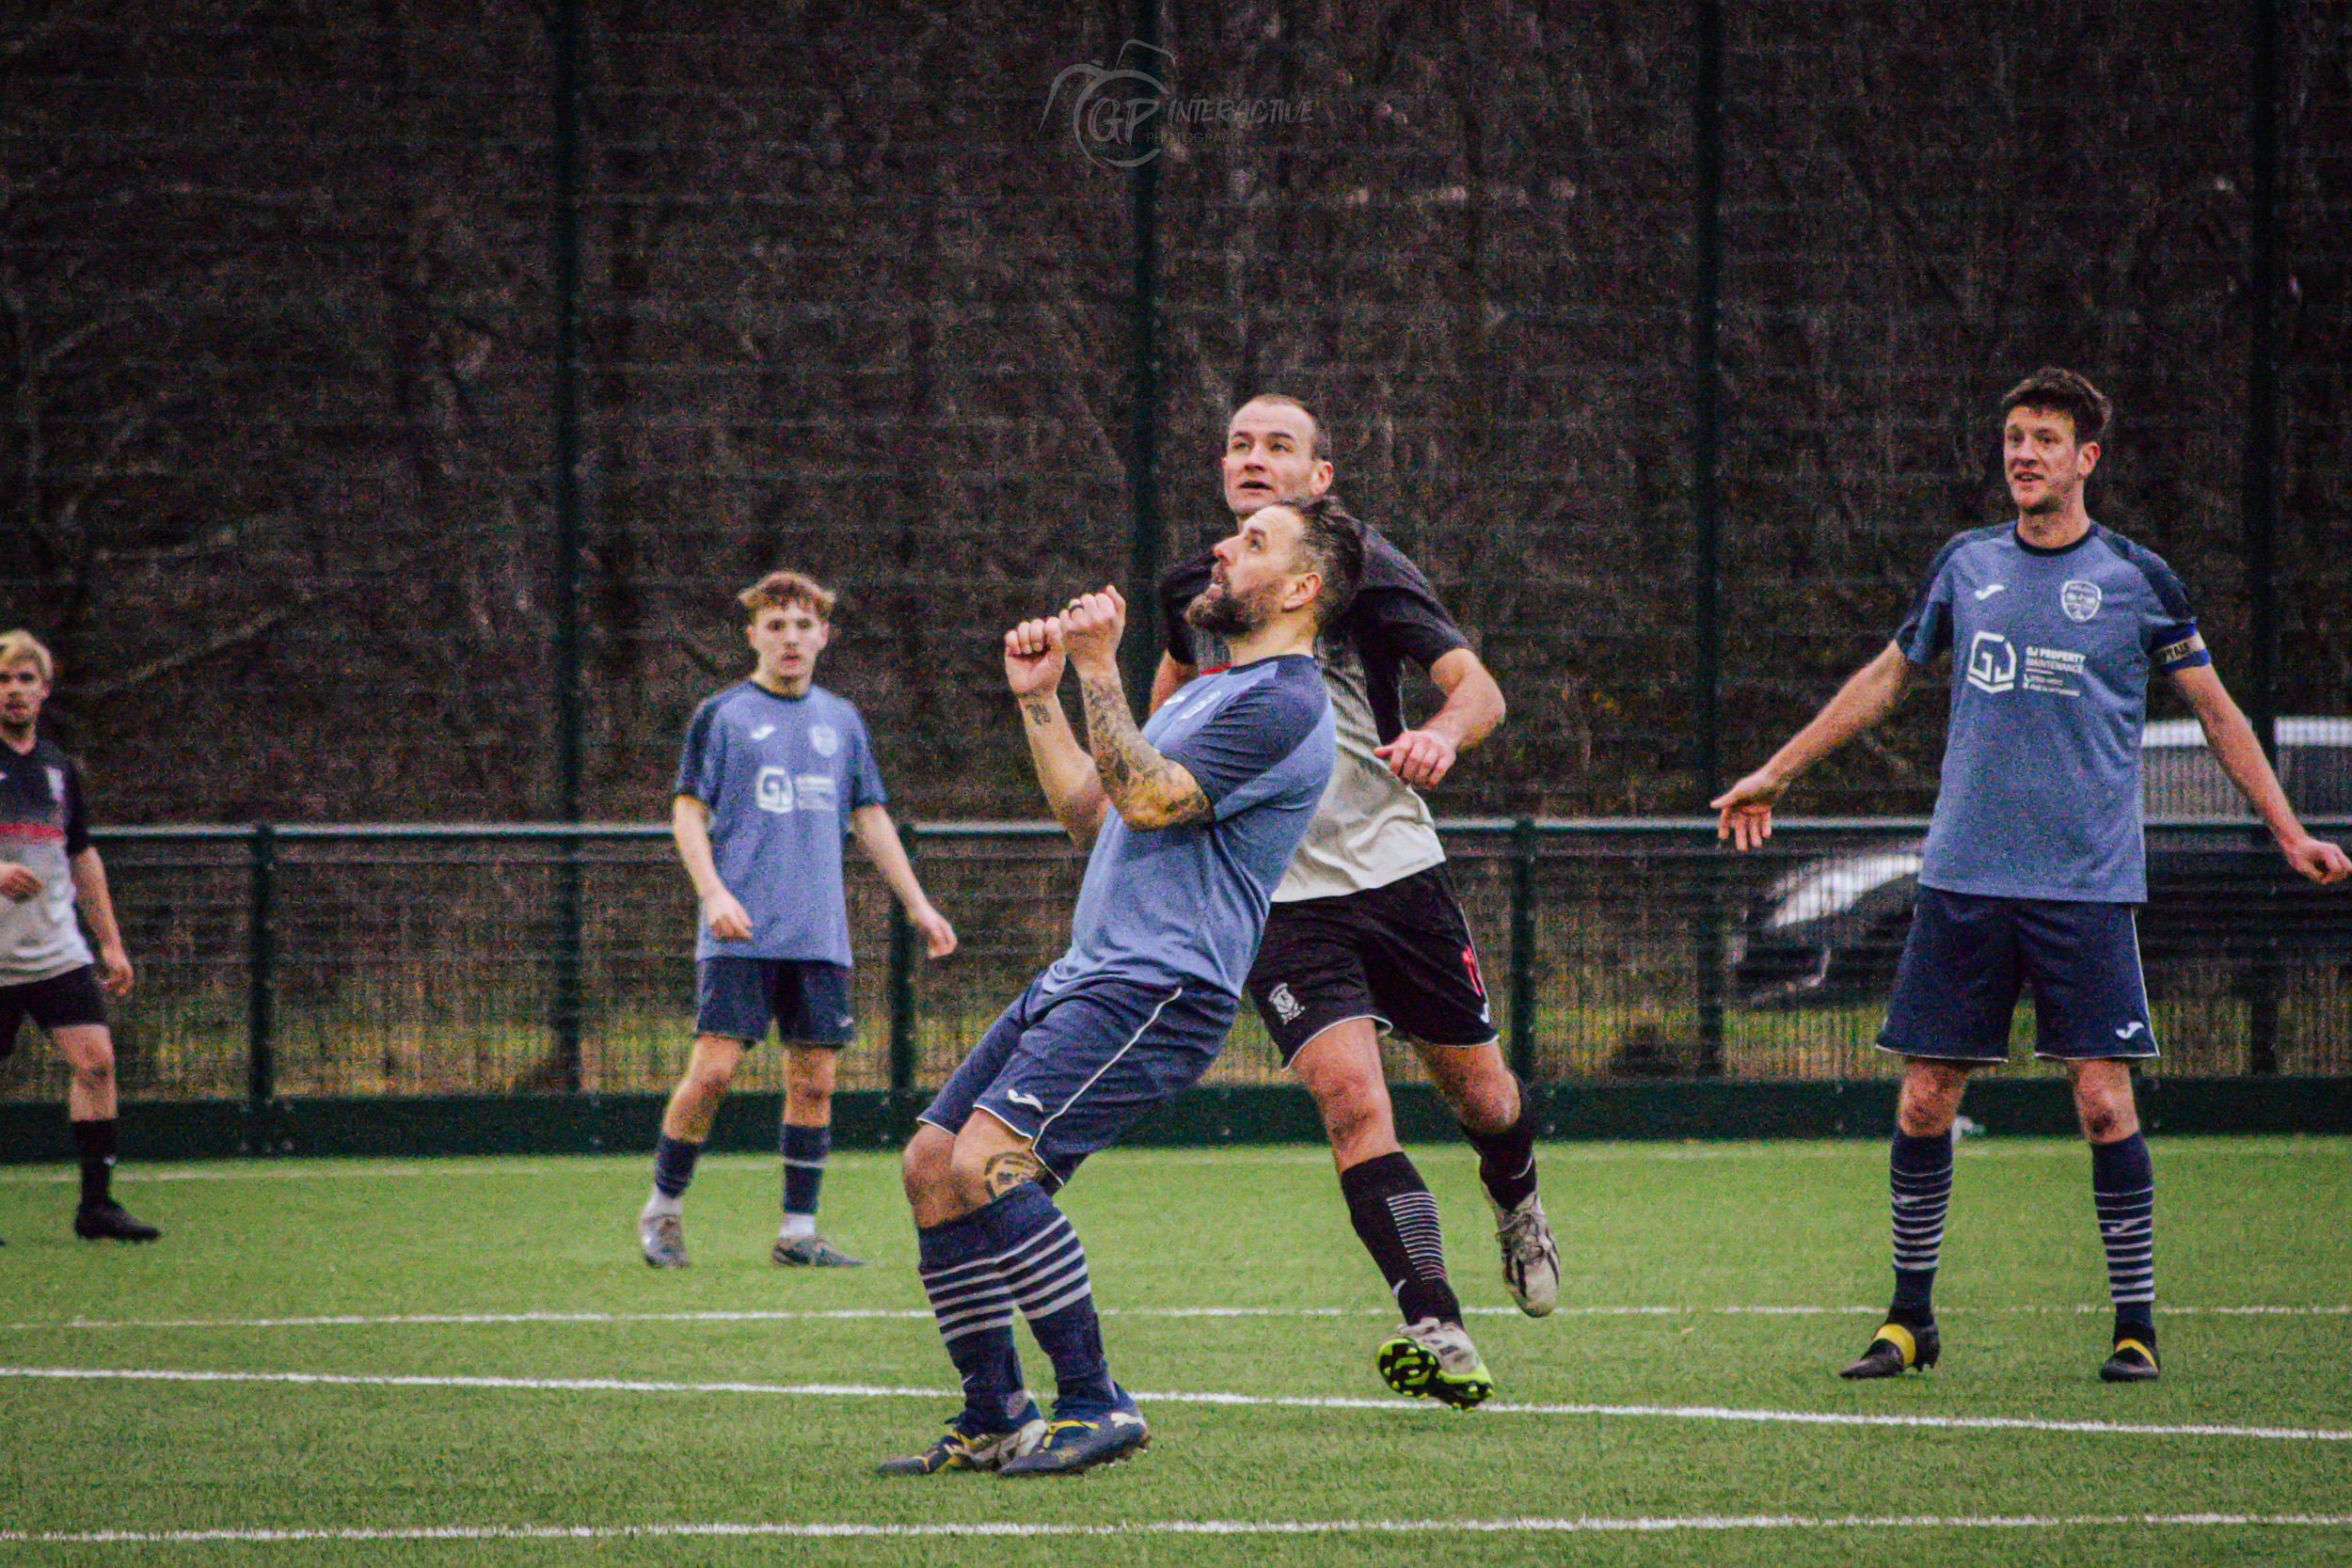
1339, 1150, 1462, 1325
1462, 1083, 1539, 1212
71, 1118, 118, 1209
782, 1122, 829, 1223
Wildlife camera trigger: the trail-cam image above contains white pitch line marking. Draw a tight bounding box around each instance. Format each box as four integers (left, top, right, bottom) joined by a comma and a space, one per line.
7, 1303, 2344, 1335
3, 1366, 2345, 1443
5, 1513, 2351, 1545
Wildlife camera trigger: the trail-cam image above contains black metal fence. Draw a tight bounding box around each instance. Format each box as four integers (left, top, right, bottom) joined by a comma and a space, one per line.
6, 818, 2344, 1109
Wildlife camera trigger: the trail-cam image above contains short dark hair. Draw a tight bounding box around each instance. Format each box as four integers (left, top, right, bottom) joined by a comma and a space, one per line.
1238, 392, 1328, 462
1999, 367, 2111, 446
1271, 492, 1363, 627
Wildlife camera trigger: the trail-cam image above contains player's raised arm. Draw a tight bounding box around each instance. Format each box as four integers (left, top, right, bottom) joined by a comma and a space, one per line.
1059, 586, 1212, 831
2166, 665, 2351, 884
1374, 645, 1506, 789
1005, 613, 1110, 847
1712, 640, 1917, 851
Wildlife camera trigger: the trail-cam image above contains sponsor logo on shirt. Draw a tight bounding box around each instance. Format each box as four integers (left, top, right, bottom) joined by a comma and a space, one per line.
1972, 582, 2008, 601
2021, 644, 2086, 696
2060, 579, 2103, 623
45, 768, 66, 799
750, 722, 777, 741
755, 767, 797, 814
809, 723, 841, 757
1964, 631, 2017, 694
793, 774, 838, 811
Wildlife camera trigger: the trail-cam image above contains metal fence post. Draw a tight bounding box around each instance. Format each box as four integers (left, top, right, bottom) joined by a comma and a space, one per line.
1509, 816, 1537, 1083
887, 822, 918, 1095
246, 823, 276, 1126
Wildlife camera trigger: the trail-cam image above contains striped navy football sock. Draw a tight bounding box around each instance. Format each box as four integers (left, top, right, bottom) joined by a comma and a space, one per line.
973, 1183, 1116, 1414
1340, 1151, 1463, 1325
915, 1212, 1030, 1433
1888, 1130, 1952, 1321
2090, 1132, 2155, 1340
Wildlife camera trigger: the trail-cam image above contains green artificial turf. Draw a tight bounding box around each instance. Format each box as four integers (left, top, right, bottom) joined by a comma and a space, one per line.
2, 1138, 2348, 1567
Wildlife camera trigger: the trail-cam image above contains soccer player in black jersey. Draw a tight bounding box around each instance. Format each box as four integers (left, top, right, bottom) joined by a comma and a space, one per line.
1152, 396, 1555, 1407
0, 631, 157, 1243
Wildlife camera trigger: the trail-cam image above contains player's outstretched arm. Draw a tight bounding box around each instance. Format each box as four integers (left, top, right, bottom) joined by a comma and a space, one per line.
669, 796, 754, 941
1006, 614, 1109, 847
67, 847, 133, 996
1060, 586, 1211, 832
849, 805, 958, 957
1712, 640, 1916, 851
2169, 665, 2351, 884
1374, 646, 1506, 789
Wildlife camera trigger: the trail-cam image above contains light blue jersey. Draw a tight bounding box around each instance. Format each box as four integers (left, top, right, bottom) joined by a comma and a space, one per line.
1043, 654, 1335, 997
1897, 523, 2212, 902
674, 682, 887, 964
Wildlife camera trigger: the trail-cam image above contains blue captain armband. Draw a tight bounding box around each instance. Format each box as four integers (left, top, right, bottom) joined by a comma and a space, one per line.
2151, 626, 2211, 673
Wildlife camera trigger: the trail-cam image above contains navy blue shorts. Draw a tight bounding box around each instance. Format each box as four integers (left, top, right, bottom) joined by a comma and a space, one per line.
694, 958, 855, 1046
1877, 887, 2156, 1064
919, 974, 1238, 1187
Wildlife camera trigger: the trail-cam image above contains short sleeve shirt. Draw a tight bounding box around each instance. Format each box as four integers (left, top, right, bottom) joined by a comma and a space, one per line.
1043, 653, 1335, 997
674, 682, 887, 964
1896, 523, 2212, 903
0, 736, 94, 982
1159, 522, 1469, 901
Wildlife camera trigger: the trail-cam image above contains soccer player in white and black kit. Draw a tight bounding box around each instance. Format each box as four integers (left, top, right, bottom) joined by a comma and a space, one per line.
636, 572, 957, 1270
0, 630, 158, 1243
1715, 369, 2349, 1384
1152, 395, 1557, 1408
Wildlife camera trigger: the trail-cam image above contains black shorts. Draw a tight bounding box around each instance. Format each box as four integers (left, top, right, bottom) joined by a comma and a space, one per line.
694, 958, 855, 1046
1878, 887, 2156, 1063
1245, 864, 1497, 1066
0, 965, 107, 1058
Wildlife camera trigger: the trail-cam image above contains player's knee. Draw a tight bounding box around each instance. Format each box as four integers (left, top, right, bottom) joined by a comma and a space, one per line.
900, 1126, 954, 1206
70, 1053, 115, 1094
2074, 1092, 2136, 1144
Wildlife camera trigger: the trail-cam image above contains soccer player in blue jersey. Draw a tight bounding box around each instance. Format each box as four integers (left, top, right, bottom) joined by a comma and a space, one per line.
637, 572, 957, 1270
0, 630, 156, 1243
880, 499, 1351, 1478
1714, 369, 2351, 1384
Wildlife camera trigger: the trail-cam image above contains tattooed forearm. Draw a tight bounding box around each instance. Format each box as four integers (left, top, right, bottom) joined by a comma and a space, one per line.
981, 1147, 1042, 1197
1021, 696, 1061, 730
1079, 673, 1212, 828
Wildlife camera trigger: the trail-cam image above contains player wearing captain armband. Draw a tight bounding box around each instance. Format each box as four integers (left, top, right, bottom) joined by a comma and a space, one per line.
1713, 368, 2349, 1385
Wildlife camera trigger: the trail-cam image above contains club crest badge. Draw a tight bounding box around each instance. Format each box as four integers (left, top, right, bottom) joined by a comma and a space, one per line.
809, 724, 840, 757
2060, 579, 2103, 623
